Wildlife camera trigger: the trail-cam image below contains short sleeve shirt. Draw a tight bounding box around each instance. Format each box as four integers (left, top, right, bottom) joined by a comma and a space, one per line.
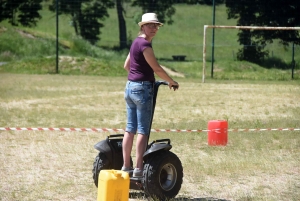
127, 37, 155, 82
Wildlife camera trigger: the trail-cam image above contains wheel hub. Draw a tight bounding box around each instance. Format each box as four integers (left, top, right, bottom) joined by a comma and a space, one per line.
159, 163, 177, 191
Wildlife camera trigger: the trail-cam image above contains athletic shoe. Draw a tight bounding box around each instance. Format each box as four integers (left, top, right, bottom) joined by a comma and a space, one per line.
121, 166, 133, 175
133, 168, 143, 177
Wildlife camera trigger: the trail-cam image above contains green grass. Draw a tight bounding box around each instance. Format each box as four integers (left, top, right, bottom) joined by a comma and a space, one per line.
0, 74, 299, 201
0, 3, 299, 81
0, 3, 299, 200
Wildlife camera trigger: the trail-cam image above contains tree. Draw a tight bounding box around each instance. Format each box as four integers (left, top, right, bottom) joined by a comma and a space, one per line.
0, 0, 42, 27
116, 0, 127, 49
185, 0, 224, 5
226, 0, 300, 63
49, 0, 114, 44
131, 0, 176, 25
114, 0, 177, 50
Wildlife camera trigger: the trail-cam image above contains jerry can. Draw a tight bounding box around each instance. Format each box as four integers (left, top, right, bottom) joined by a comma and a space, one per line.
97, 169, 130, 201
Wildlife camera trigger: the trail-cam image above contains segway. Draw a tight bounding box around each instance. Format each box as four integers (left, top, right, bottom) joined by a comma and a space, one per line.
92, 81, 183, 200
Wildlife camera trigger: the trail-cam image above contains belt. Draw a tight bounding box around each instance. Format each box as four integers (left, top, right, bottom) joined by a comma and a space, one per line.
128, 80, 154, 84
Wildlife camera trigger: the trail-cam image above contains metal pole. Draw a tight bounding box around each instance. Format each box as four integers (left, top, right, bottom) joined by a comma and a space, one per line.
292, 42, 295, 79
204, 25, 300, 30
211, 0, 216, 78
202, 25, 207, 83
55, 0, 59, 74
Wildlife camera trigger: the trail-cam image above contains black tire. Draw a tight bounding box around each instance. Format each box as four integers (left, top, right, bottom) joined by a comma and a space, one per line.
92, 152, 110, 187
92, 152, 133, 187
142, 151, 183, 201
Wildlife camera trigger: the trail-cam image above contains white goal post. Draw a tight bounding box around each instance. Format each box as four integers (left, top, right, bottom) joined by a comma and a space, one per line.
202, 25, 300, 83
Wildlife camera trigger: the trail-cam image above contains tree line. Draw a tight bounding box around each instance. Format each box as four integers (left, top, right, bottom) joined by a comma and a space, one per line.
1, 0, 299, 64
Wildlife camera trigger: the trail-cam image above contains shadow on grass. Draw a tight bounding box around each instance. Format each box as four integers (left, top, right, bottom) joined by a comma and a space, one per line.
129, 192, 231, 201
261, 57, 293, 69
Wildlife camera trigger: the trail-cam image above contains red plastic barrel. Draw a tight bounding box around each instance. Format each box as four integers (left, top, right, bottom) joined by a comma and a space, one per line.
208, 120, 228, 146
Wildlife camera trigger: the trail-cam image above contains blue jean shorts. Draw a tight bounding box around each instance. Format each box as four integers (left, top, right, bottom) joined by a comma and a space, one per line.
124, 81, 154, 135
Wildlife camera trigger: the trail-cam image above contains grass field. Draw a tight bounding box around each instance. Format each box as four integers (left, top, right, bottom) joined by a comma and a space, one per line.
0, 2, 299, 201
1, 3, 299, 80
0, 74, 299, 201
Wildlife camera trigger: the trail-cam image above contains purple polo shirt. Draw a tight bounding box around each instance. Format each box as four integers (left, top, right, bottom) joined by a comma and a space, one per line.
128, 37, 155, 82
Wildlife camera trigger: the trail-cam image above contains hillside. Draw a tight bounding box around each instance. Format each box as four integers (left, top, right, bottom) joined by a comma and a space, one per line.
0, 3, 299, 80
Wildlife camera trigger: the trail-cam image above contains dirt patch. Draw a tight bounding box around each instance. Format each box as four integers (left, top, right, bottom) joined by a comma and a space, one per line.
0, 26, 7, 33
59, 56, 79, 64
161, 65, 185, 78
16, 29, 35, 38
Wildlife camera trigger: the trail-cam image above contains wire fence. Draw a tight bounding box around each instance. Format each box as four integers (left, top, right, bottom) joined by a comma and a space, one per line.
0, 2, 299, 75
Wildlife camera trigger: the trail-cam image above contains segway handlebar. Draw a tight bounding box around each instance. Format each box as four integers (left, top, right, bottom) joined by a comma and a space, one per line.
155, 81, 178, 90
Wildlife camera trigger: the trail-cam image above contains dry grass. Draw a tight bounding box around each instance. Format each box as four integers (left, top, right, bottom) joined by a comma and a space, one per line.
0, 74, 299, 201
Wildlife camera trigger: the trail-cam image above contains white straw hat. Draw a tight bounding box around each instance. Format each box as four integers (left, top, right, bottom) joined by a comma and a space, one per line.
138, 13, 163, 27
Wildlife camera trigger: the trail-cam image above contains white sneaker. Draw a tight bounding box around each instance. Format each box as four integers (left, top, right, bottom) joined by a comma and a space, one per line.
121, 166, 133, 174
133, 168, 143, 177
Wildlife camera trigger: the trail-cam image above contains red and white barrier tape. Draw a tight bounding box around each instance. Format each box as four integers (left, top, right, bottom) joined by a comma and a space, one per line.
0, 127, 299, 133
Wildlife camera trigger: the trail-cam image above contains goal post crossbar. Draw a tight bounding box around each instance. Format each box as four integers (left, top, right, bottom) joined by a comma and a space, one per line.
202, 25, 300, 83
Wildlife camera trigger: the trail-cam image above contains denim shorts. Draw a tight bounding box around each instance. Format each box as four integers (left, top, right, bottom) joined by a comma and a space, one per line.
124, 81, 154, 135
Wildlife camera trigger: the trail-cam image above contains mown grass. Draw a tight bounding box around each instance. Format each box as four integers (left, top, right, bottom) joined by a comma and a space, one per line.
0, 74, 299, 200
0, 4, 299, 199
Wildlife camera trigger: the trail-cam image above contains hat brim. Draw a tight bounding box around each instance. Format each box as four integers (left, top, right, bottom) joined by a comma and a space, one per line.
138, 21, 163, 27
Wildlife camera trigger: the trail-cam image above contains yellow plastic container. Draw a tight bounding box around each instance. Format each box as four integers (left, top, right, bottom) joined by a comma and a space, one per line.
97, 170, 130, 201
